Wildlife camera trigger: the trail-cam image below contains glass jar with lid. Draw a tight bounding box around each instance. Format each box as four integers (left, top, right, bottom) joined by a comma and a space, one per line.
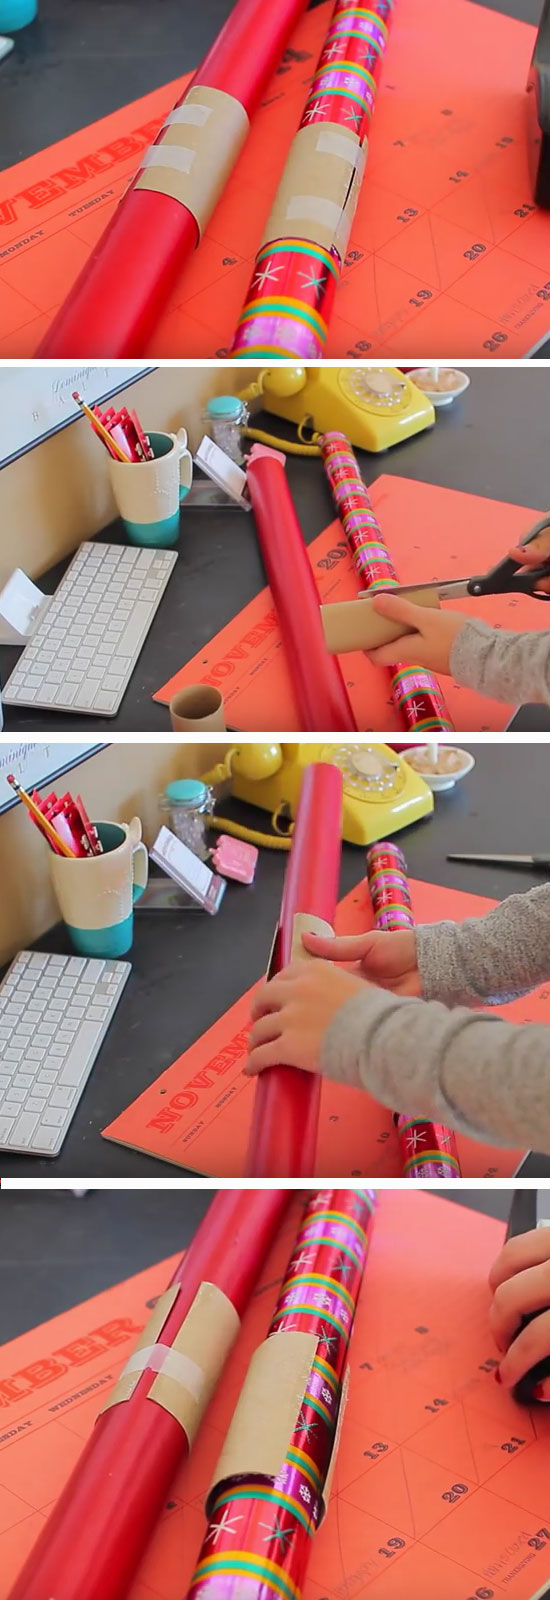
161, 779, 214, 861
204, 395, 249, 463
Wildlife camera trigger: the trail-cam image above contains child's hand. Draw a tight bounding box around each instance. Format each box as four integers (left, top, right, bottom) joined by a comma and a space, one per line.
508, 542, 550, 595
366, 592, 468, 674
302, 928, 421, 996
245, 961, 365, 1078
489, 1228, 550, 1393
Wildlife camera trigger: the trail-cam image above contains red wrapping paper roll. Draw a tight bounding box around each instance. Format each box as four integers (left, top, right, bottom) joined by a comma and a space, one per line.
246, 453, 358, 732
366, 841, 461, 1179
37, 0, 309, 357
8, 1190, 289, 1600
320, 431, 454, 732
186, 1188, 377, 1600
247, 763, 343, 1178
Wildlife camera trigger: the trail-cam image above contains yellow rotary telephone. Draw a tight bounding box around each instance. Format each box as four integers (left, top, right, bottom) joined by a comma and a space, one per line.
201, 743, 433, 849
237, 366, 435, 454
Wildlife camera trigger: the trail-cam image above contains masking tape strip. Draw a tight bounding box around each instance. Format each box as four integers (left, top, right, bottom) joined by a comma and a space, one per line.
261, 122, 365, 255
291, 912, 334, 962
210, 1330, 319, 1496
135, 84, 250, 233
141, 146, 196, 177
149, 1280, 240, 1444
315, 128, 365, 164
321, 591, 441, 654
120, 1342, 204, 1395
165, 103, 212, 128
100, 1284, 180, 1412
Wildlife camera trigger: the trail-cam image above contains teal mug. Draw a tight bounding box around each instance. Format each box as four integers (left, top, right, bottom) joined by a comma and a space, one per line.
49, 819, 148, 958
108, 428, 193, 547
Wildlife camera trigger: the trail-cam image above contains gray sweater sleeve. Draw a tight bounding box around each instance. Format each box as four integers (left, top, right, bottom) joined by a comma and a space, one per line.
321, 986, 550, 1152
450, 617, 550, 705
415, 884, 550, 1007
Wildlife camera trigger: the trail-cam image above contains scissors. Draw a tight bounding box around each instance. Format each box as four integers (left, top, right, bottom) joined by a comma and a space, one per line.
448, 852, 550, 871
361, 514, 550, 605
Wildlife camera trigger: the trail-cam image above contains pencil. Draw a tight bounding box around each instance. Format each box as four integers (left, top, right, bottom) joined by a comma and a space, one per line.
72, 392, 130, 463
7, 776, 78, 858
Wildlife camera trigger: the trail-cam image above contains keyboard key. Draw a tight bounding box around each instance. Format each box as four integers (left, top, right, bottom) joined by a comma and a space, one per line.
31, 1126, 62, 1154
59, 1022, 103, 1086
11, 1111, 40, 1146
0, 1116, 15, 1142
41, 1107, 67, 1128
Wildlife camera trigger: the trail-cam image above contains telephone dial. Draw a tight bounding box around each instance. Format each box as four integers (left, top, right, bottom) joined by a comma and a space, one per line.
237, 366, 435, 453
201, 743, 433, 848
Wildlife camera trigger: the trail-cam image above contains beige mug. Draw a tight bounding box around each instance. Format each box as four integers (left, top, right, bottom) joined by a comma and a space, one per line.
50, 818, 148, 957
108, 428, 193, 547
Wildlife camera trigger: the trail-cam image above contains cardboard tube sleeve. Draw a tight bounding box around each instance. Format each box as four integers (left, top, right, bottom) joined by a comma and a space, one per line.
321, 590, 442, 654
136, 85, 250, 231
291, 912, 334, 961
210, 1330, 318, 1498
262, 122, 367, 257
102, 1281, 240, 1444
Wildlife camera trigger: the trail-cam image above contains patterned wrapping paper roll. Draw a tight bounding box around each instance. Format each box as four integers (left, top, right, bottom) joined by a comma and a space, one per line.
186, 1189, 376, 1600
366, 842, 462, 1180
230, 0, 393, 358
320, 431, 455, 732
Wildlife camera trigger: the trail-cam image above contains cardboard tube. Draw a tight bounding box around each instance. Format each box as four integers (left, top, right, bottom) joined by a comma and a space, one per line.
170, 685, 226, 731
211, 1331, 318, 1486
321, 590, 441, 654
261, 122, 366, 255
135, 86, 249, 228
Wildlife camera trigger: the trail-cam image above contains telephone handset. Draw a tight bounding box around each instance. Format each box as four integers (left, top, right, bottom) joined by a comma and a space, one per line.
237, 366, 435, 454
201, 743, 433, 847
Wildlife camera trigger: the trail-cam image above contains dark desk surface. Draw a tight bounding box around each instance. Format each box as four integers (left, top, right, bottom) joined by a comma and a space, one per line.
1, 0, 541, 170
0, 0, 547, 359
1, 741, 549, 1180
3, 367, 550, 735
0, 1188, 514, 1343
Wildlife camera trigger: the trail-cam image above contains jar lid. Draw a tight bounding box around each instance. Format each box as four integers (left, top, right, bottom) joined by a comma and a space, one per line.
165, 779, 208, 807
207, 395, 243, 420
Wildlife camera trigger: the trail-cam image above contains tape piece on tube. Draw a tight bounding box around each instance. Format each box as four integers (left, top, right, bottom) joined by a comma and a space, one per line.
149, 1280, 240, 1442
261, 122, 366, 256
135, 84, 250, 233
100, 1284, 181, 1412
209, 1330, 318, 1496
321, 591, 442, 654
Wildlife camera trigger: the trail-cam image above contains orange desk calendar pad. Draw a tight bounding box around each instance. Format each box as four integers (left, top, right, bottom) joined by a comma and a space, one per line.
4, 1190, 550, 1600
154, 477, 549, 734
1, 0, 550, 359
102, 875, 546, 1179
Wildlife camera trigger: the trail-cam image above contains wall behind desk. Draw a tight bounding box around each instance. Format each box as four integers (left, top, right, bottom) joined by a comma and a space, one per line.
0, 741, 226, 967
0, 365, 255, 585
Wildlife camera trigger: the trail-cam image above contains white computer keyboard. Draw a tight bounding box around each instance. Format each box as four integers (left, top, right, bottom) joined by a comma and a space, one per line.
3, 541, 177, 717
0, 951, 130, 1157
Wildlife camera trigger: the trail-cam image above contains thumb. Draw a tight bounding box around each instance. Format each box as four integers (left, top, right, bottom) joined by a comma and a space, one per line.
372, 591, 428, 630
303, 930, 380, 964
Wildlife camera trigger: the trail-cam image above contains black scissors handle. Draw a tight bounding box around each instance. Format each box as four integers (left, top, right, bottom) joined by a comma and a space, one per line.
469, 514, 550, 601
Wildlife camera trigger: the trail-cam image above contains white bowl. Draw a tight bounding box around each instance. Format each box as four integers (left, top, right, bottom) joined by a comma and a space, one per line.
403, 745, 475, 792
412, 368, 471, 408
